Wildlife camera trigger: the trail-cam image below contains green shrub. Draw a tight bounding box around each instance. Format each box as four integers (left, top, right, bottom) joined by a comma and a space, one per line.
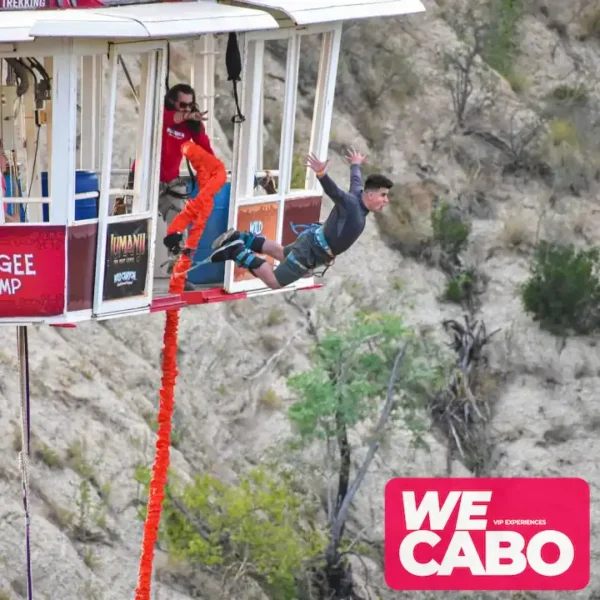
520, 242, 600, 335
444, 268, 477, 304
551, 84, 588, 105
135, 464, 324, 599
431, 201, 472, 257
481, 0, 524, 78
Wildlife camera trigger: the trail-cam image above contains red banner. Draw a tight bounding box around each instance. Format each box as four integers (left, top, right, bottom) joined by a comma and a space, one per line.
0, 0, 187, 10
0, 225, 66, 318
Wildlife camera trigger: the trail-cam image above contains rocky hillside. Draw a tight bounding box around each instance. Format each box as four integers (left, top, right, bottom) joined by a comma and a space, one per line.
2, 0, 600, 598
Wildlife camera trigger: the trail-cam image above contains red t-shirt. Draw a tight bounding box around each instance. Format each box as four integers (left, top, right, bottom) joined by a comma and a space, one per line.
160, 109, 214, 182
131, 108, 215, 183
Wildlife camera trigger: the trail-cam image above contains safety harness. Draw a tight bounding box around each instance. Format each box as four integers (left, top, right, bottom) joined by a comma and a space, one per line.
289, 222, 336, 278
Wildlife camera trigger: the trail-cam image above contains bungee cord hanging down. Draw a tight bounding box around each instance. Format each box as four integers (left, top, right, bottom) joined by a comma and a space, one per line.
134, 141, 227, 600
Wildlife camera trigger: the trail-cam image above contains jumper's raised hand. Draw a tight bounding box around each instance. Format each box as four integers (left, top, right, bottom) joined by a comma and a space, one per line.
306, 153, 329, 174
345, 147, 367, 165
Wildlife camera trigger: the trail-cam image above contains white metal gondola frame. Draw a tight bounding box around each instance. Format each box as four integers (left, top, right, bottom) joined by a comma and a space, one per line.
224, 21, 342, 295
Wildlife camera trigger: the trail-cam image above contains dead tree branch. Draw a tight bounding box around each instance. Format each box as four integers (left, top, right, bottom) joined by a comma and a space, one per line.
326, 344, 408, 565
428, 316, 500, 476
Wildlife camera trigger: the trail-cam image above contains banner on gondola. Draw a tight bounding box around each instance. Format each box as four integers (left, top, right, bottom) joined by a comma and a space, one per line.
1, 0, 189, 10
102, 218, 149, 301
0, 225, 66, 318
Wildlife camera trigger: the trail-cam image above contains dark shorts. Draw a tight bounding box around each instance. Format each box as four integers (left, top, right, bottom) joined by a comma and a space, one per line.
273, 231, 332, 287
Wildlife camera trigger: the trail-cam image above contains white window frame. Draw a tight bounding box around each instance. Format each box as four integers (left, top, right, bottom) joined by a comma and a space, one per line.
224, 22, 342, 295
92, 40, 167, 318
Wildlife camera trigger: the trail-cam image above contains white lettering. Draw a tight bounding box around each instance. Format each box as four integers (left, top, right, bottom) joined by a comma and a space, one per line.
456, 491, 490, 530
1, 0, 46, 9
438, 531, 485, 575
402, 491, 462, 531
0, 278, 22, 295
527, 530, 574, 577
166, 127, 185, 139
398, 490, 574, 578
399, 530, 574, 577
402, 490, 491, 531
0, 253, 36, 275
399, 531, 440, 577
485, 531, 527, 575
114, 270, 137, 285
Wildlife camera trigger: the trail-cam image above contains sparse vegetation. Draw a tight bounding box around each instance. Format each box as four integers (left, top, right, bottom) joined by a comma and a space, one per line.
132, 310, 447, 600
548, 118, 578, 147
13, 431, 64, 469
427, 201, 485, 310
551, 84, 588, 105
444, 268, 478, 304
259, 388, 282, 409
67, 440, 95, 480
442, 0, 525, 127
521, 241, 600, 335
266, 307, 286, 327
428, 316, 501, 475
73, 476, 108, 542
34, 441, 63, 469
501, 216, 533, 249
286, 310, 445, 598
579, 5, 600, 40
431, 201, 472, 257
481, 0, 524, 80
82, 547, 101, 571
134, 463, 325, 599
334, 28, 420, 148
538, 77, 600, 195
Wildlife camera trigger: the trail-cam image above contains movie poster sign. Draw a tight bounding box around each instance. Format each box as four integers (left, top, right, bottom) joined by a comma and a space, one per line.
234, 202, 278, 283
0, 225, 66, 318
0, 0, 190, 11
102, 218, 149, 301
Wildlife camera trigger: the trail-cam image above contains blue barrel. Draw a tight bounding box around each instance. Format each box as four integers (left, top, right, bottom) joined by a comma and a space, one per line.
41, 170, 99, 221
187, 181, 231, 285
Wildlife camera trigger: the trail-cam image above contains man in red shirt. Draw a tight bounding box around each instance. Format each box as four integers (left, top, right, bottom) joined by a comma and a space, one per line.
150, 84, 215, 287
157, 83, 214, 223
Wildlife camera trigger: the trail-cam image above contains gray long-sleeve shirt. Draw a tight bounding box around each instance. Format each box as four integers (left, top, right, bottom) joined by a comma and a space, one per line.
317, 163, 369, 256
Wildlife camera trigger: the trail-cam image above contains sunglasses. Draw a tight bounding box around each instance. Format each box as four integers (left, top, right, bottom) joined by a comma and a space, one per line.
178, 101, 194, 109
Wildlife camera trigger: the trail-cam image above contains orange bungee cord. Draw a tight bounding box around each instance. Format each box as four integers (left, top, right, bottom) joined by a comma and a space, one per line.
134, 141, 227, 600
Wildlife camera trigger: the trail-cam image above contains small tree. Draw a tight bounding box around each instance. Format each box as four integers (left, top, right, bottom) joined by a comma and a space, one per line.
521, 241, 600, 335
286, 311, 445, 598
134, 464, 325, 599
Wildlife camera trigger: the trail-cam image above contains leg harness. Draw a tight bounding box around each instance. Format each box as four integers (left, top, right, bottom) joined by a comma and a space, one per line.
290, 222, 335, 277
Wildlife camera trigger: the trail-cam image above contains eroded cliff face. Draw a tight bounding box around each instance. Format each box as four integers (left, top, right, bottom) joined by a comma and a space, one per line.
1, 0, 600, 598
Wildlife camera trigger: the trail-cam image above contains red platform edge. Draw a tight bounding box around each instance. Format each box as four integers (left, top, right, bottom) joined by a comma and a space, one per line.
49, 283, 324, 327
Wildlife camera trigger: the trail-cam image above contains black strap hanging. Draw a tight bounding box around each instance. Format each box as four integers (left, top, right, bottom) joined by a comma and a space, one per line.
226, 32, 245, 124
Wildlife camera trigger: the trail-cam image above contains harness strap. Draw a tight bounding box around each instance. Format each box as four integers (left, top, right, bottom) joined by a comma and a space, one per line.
17, 326, 33, 600
290, 221, 321, 236
290, 221, 335, 260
